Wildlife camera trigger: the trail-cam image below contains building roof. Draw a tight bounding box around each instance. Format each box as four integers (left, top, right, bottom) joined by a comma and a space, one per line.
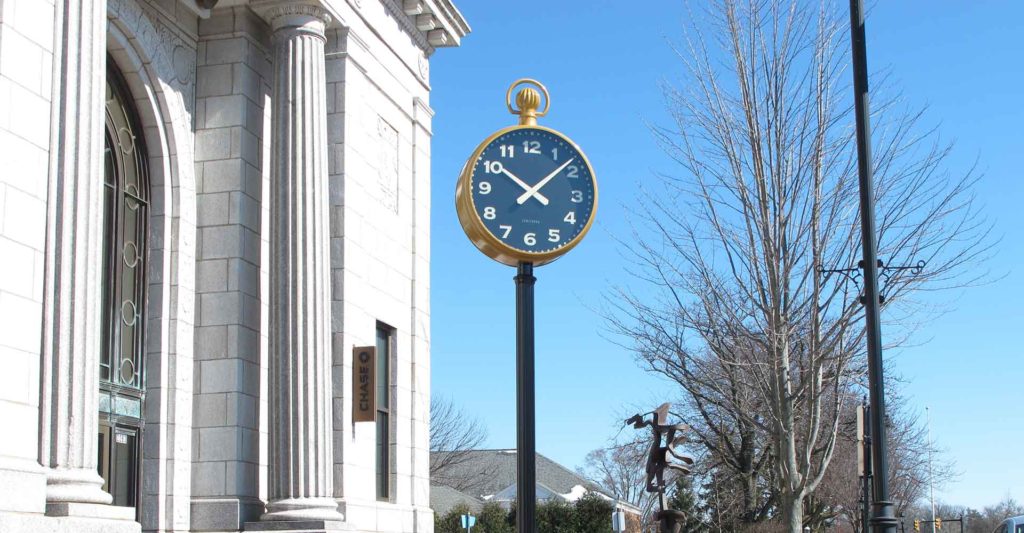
430, 484, 483, 516
431, 449, 603, 500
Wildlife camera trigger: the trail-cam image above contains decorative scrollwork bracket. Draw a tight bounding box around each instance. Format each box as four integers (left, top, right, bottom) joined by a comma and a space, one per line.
817, 259, 926, 307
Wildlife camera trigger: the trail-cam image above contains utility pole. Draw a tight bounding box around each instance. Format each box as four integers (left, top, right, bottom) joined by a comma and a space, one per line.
928, 407, 936, 533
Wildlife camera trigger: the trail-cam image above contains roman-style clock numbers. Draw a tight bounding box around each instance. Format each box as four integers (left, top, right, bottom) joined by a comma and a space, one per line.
456, 80, 598, 266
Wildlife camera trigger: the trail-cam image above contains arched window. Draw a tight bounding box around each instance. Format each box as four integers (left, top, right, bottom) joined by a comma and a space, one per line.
97, 60, 149, 511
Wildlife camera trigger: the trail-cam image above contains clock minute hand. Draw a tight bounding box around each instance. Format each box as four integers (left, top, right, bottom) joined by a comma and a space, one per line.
517, 158, 575, 205
500, 167, 548, 205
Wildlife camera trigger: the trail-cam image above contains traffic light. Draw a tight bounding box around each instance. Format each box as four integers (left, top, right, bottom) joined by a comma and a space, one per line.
914, 519, 920, 532
936, 518, 942, 530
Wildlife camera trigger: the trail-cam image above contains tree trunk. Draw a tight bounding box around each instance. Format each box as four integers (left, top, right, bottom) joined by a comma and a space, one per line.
783, 492, 804, 533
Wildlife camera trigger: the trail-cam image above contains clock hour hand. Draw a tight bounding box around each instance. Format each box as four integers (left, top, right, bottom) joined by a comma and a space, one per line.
500, 167, 549, 205
517, 157, 575, 205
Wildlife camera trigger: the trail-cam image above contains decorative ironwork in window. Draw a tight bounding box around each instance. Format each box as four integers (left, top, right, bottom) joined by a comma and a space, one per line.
97, 60, 148, 512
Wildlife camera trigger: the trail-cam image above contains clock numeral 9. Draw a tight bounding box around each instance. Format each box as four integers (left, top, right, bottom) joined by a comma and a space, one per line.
524, 233, 536, 246
483, 206, 496, 220
484, 160, 504, 174
548, 229, 560, 242
478, 181, 491, 195
571, 190, 583, 203
522, 140, 541, 154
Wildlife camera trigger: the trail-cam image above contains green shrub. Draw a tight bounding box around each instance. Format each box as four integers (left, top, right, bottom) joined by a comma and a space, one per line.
477, 501, 514, 533
573, 493, 614, 533
536, 500, 577, 533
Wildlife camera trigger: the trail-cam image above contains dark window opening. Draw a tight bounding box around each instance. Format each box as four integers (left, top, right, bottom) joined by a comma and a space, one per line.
375, 323, 394, 501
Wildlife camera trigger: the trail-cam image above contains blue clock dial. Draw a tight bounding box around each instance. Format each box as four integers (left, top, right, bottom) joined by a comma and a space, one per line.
469, 128, 596, 254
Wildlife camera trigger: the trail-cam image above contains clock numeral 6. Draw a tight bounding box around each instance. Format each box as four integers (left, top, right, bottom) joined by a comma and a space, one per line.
478, 181, 491, 195
548, 229, 560, 242
564, 211, 576, 224
524, 233, 536, 246
571, 190, 583, 203
484, 160, 504, 174
483, 206, 496, 220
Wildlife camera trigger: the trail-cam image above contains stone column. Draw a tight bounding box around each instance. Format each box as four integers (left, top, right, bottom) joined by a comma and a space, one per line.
254, 3, 347, 528
39, 0, 113, 509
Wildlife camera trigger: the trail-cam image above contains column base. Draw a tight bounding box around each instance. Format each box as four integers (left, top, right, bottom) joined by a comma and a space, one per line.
44, 502, 141, 533
245, 519, 355, 532
261, 497, 346, 522
45, 467, 113, 505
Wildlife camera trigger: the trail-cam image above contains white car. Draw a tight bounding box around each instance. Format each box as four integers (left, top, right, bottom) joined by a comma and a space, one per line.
995, 516, 1024, 533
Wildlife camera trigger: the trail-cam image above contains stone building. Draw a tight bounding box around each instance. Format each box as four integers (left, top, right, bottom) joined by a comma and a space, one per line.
0, 0, 467, 532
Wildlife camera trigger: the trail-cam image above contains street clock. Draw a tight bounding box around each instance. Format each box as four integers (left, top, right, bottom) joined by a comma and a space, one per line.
455, 79, 597, 266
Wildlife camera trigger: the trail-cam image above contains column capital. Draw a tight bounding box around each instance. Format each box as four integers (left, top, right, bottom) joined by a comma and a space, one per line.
253, 1, 332, 34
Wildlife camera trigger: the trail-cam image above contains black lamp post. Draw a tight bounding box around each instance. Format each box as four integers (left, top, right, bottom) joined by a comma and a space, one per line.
847, 1, 898, 531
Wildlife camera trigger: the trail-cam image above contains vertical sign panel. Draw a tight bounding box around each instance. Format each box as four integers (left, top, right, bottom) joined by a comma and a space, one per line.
353, 346, 376, 422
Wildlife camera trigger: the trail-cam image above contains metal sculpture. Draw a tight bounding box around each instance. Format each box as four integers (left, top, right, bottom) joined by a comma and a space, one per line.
626, 403, 694, 533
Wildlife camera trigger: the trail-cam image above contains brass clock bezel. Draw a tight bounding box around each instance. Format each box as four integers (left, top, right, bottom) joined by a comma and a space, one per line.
455, 124, 598, 267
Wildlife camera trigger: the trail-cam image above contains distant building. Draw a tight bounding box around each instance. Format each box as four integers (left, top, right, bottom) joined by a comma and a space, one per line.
429, 449, 643, 525
0, 0, 468, 532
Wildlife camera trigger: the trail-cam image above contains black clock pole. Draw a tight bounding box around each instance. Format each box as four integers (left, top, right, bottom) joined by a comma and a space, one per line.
515, 261, 537, 533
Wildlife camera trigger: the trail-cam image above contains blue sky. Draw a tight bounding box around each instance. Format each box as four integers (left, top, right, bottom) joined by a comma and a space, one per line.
428, 1, 1023, 510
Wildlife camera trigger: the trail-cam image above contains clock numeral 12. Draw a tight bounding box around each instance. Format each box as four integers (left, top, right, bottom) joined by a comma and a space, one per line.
522, 140, 541, 154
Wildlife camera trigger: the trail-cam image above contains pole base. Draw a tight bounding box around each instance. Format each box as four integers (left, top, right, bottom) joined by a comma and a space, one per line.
870, 500, 899, 532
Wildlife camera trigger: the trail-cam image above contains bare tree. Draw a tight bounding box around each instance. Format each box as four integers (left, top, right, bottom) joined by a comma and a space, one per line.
606, 1, 990, 531
429, 395, 488, 491
813, 392, 956, 531
580, 439, 651, 510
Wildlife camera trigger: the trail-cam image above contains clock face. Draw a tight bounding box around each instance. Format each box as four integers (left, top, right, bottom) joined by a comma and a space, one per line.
466, 127, 596, 260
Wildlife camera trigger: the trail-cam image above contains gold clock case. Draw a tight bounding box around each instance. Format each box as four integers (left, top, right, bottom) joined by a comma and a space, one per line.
455, 124, 598, 267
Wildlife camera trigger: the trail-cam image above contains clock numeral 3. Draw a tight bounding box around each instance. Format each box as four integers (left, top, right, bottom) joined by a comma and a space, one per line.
571, 190, 583, 203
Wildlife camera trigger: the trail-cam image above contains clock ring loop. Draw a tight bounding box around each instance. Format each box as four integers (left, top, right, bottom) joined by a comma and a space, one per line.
506, 78, 550, 118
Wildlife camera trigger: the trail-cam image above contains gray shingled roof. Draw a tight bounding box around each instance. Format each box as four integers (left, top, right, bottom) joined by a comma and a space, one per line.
430, 449, 603, 500
430, 484, 484, 516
